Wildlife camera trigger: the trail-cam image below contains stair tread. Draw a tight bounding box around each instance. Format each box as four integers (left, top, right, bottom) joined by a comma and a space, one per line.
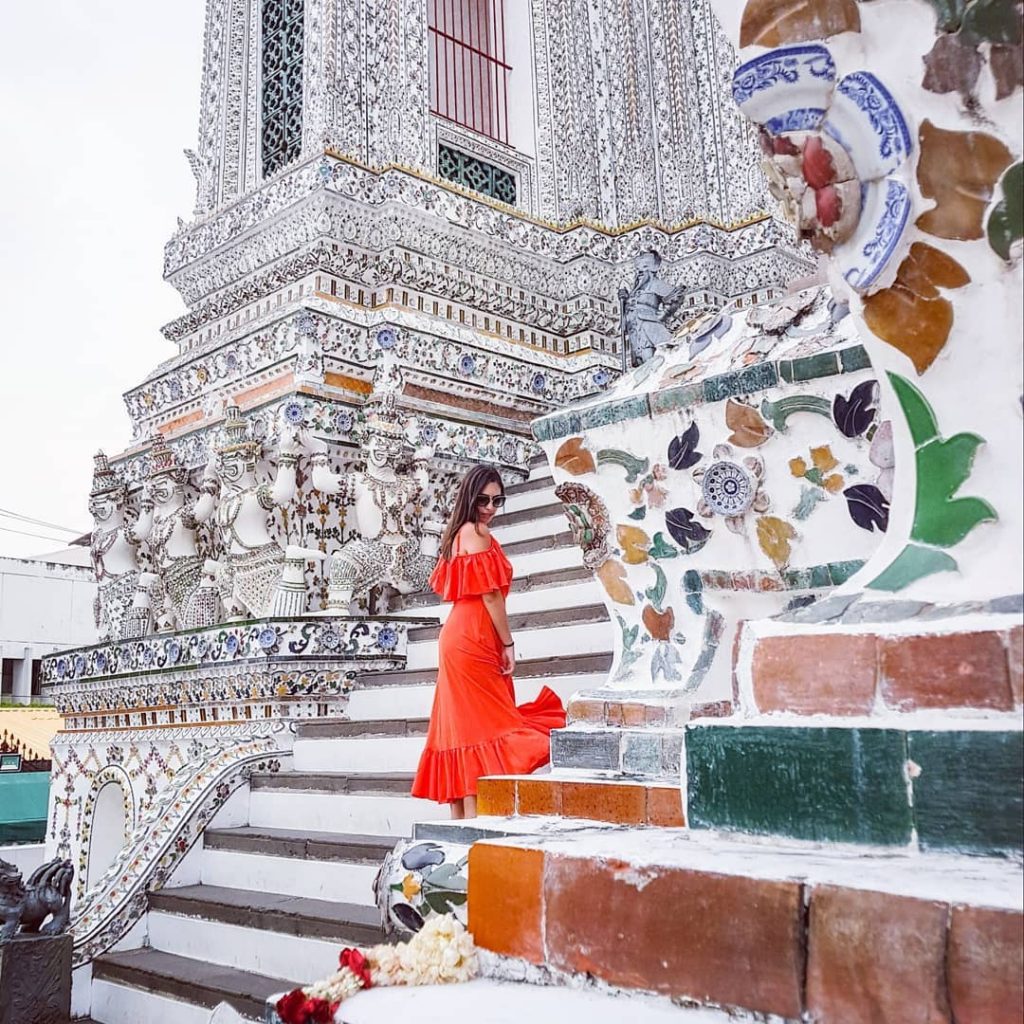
357, 651, 613, 688
149, 883, 385, 934
408, 603, 609, 641
295, 717, 430, 738
251, 770, 416, 794
505, 474, 554, 495
402, 563, 593, 608
93, 947, 293, 1016
205, 825, 401, 860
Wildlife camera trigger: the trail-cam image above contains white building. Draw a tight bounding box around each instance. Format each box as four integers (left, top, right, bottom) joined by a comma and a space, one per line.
0, 550, 97, 704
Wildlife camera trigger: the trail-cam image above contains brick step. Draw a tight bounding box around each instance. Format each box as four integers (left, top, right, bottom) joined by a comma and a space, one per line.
358, 651, 612, 688
468, 828, 1023, 1024
684, 720, 1023, 855
477, 774, 684, 826
739, 621, 1023, 716
92, 947, 292, 1022
407, 602, 608, 642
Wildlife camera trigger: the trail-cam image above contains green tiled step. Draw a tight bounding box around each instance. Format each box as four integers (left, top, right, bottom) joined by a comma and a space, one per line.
685, 724, 1023, 855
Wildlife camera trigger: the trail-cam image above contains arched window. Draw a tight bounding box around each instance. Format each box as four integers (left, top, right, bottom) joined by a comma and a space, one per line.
429, 0, 510, 144
261, 0, 304, 178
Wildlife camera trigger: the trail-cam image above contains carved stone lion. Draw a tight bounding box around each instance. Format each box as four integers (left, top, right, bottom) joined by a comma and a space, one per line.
0, 857, 74, 942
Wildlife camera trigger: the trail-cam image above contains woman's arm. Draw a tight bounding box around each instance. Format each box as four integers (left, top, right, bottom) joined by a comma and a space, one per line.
460, 524, 516, 674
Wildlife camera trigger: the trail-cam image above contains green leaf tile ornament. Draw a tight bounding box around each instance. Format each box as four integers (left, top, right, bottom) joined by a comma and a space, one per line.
869, 373, 997, 590
760, 394, 832, 432
645, 562, 668, 610
648, 532, 679, 560
987, 162, 1023, 262
596, 448, 650, 483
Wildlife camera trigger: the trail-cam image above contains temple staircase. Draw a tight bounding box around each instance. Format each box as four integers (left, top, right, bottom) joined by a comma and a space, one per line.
86, 458, 624, 1023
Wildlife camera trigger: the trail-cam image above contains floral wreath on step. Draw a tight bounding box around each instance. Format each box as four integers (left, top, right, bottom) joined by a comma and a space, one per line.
274, 914, 478, 1024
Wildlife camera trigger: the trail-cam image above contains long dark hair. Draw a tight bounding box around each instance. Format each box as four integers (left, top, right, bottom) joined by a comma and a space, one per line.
439, 464, 504, 560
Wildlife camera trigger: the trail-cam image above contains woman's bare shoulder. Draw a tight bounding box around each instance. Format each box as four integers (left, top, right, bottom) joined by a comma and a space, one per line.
458, 521, 491, 553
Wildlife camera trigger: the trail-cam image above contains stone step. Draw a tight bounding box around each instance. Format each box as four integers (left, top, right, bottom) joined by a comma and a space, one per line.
201, 826, 397, 904
505, 473, 554, 496
92, 948, 292, 1023
492, 504, 567, 543
346, 673, 601, 722
293, 719, 429, 772
405, 615, 611, 671
146, 884, 384, 982
467, 827, 1024, 1023
356, 651, 612, 688
248, 771, 444, 835
684, 719, 1023, 855
407, 602, 608, 643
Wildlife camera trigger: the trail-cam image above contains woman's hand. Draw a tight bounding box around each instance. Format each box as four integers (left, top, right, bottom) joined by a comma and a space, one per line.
501, 646, 516, 676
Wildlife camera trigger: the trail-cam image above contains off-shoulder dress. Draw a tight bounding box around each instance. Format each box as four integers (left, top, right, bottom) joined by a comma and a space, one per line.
410, 536, 565, 804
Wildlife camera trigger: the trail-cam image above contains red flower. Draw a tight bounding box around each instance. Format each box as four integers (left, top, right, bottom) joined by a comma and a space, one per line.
275, 989, 309, 1024
305, 997, 337, 1023
339, 947, 373, 989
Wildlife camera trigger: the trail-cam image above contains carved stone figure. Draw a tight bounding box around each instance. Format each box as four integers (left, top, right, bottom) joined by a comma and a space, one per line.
555, 481, 611, 570
132, 438, 217, 630
316, 357, 441, 612
0, 858, 74, 942
88, 453, 144, 641
618, 250, 686, 367
205, 405, 325, 618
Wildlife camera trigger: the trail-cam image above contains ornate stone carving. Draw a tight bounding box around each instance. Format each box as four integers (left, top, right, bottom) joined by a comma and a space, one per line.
0, 858, 74, 942
618, 250, 687, 367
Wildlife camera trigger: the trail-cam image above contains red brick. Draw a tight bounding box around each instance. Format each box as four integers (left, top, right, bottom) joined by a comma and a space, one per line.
477, 778, 515, 816
566, 697, 606, 725
752, 634, 878, 715
1007, 626, 1023, 706
881, 631, 1013, 711
731, 620, 745, 706
645, 786, 685, 826
948, 905, 1024, 1024
516, 778, 560, 816
544, 857, 804, 1017
621, 702, 646, 727
807, 886, 950, 1024
605, 702, 625, 727
560, 781, 647, 824
468, 844, 545, 963
689, 699, 733, 719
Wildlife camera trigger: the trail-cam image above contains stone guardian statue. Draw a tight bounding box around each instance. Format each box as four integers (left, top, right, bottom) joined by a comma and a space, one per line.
618, 250, 687, 367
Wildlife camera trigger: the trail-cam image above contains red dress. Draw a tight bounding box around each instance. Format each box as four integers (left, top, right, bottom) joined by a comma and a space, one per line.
411, 537, 566, 804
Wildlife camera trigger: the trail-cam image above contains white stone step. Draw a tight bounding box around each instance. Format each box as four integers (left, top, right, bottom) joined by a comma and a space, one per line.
91, 978, 213, 1024
345, 672, 605, 720
492, 509, 568, 545
247, 774, 444, 836
504, 478, 557, 513
147, 909, 342, 986
404, 617, 610, 671
293, 731, 426, 773
199, 827, 395, 906
507, 543, 584, 577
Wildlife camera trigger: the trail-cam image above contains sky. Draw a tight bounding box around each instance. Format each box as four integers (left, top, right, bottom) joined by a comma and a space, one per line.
0, 0, 206, 558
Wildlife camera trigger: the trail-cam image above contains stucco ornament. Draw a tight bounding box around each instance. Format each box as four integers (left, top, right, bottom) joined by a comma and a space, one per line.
206, 405, 327, 618
618, 250, 687, 367
88, 452, 145, 642
694, 444, 769, 533
555, 481, 611, 569
733, 44, 913, 293
317, 356, 441, 613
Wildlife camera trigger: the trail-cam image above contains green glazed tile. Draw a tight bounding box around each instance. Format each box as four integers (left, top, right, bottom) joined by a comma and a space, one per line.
649, 382, 703, 415
827, 559, 865, 585
809, 564, 832, 588
887, 371, 938, 447
839, 345, 872, 373
777, 359, 795, 384
704, 372, 742, 403
686, 725, 913, 845
868, 543, 958, 591
580, 396, 650, 430
737, 361, 779, 393
789, 352, 840, 382
909, 730, 1023, 855
912, 434, 997, 547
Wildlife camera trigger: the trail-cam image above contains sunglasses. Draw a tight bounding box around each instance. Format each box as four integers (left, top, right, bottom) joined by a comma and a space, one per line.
474, 494, 506, 509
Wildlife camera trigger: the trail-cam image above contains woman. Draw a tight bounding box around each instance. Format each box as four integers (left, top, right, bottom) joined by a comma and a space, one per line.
411, 465, 565, 818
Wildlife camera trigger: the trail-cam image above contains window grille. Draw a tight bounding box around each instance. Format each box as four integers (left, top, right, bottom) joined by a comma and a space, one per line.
429, 0, 510, 144
438, 143, 517, 205
261, 0, 304, 179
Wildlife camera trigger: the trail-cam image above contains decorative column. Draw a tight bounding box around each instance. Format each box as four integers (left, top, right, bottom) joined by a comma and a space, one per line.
12, 652, 33, 707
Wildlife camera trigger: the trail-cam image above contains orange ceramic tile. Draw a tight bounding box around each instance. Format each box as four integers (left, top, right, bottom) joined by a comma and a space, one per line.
646, 786, 685, 827
467, 843, 545, 963
947, 905, 1024, 1024
740, 0, 859, 47
477, 777, 516, 816
516, 778, 561, 816
566, 698, 606, 725
559, 781, 647, 825
620, 702, 646, 727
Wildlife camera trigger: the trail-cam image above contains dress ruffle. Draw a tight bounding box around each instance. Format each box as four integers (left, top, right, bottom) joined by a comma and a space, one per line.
429, 543, 514, 602
411, 686, 565, 803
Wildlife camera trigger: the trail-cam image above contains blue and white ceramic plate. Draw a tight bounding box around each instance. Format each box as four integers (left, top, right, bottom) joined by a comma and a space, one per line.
732, 44, 836, 130
825, 71, 912, 181
834, 178, 912, 292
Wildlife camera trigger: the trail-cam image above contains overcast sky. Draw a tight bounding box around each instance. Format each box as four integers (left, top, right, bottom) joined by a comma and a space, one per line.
0, 0, 206, 558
